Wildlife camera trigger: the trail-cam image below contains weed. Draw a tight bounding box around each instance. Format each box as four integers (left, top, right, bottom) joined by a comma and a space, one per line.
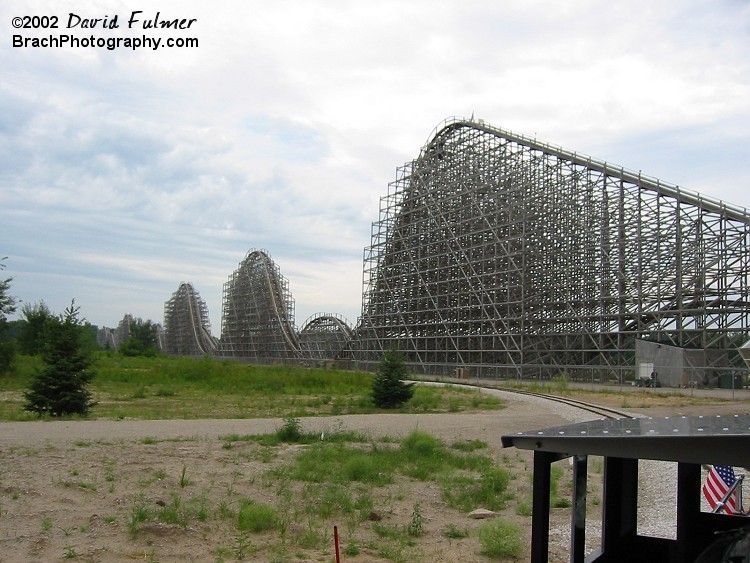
549, 464, 572, 508
215, 545, 230, 561
234, 533, 255, 559
354, 493, 374, 520
276, 417, 303, 442
342, 541, 360, 556
406, 503, 424, 537
478, 518, 524, 558
128, 495, 151, 537
104, 461, 116, 483
41, 517, 53, 531
141, 437, 157, 445
515, 500, 532, 517
443, 523, 469, 539
103, 515, 117, 524
157, 494, 188, 526
217, 500, 234, 520
590, 456, 604, 474
296, 521, 326, 549
63, 546, 78, 559
179, 465, 192, 488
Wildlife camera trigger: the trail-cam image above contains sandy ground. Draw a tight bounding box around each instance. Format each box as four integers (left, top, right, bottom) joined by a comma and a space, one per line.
0, 388, 747, 562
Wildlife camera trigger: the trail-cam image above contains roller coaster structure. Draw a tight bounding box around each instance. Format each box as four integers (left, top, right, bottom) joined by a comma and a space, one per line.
220, 249, 302, 361
162, 118, 750, 381
163, 282, 217, 356
355, 118, 750, 379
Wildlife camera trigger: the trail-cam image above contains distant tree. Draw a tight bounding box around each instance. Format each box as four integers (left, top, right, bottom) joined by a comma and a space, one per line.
24, 301, 96, 417
119, 318, 159, 357
371, 348, 415, 409
0, 257, 17, 374
17, 301, 52, 355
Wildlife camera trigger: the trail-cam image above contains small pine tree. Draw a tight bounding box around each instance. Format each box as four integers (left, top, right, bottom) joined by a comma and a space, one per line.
24, 301, 96, 417
371, 348, 415, 409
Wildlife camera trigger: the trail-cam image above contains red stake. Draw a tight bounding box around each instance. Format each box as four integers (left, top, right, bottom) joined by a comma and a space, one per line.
334, 525, 341, 563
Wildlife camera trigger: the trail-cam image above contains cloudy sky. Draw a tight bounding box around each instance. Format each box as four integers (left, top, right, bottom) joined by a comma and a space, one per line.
2, 0, 749, 334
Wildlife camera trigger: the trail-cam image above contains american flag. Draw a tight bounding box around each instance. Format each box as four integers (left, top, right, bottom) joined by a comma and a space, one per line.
702, 465, 740, 514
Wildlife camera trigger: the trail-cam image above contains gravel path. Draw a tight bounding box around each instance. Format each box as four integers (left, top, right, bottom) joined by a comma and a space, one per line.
0, 387, 598, 448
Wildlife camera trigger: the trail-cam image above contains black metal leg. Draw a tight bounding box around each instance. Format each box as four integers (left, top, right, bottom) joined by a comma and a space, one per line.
571, 455, 588, 563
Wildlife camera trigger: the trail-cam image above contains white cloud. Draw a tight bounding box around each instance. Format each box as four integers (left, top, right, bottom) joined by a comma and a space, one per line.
1, 0, 749, 331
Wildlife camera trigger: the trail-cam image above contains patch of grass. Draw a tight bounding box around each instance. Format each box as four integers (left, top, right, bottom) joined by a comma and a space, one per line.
0, 353, 510, 420
342, 453, 384, 484
450, 438, 488, 452
478, 518, 524, 558
303, 483, 354, 518
441, 466, 512, 512
296, 521, 329, 549
237, 499, 278, 533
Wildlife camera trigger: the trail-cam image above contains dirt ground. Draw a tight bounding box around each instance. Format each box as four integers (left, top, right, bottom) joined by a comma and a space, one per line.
0, 388, 747, 562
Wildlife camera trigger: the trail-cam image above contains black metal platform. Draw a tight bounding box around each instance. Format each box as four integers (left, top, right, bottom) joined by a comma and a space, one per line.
501, 414, 750, 562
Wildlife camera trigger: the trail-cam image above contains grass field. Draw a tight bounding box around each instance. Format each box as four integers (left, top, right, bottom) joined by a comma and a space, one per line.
0, 353, 505, 421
